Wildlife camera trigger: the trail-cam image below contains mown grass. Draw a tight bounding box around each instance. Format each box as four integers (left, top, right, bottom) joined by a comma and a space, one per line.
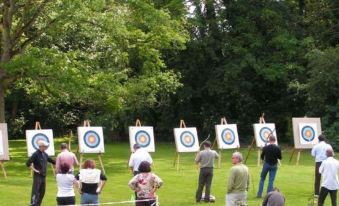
0, 139, 335, 205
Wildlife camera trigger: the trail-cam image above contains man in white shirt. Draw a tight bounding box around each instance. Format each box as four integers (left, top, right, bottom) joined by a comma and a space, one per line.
318, 148, 339, 206
311, 134, 332, 196
128, 144, 153, 176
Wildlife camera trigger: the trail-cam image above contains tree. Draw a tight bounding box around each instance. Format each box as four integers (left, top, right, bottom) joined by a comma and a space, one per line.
1, 0, 188, 131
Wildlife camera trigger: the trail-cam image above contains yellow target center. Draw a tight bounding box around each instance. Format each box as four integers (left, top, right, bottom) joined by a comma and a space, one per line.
264, 132, 270, 139
226, 133, 232, 140
88, 136, 96, 143
139, 135, 146, 143
305, 131, 312, 138
184, 136, 191, 143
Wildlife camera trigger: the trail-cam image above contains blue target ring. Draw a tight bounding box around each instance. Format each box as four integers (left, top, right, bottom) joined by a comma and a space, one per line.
180, 131, 195, 148
301, 126, 315, 142
83, 130, 100, 148
259, 127, 273, 143
135, 130, 151, 147
221, 129, 236, 145
32, 133, 50, 150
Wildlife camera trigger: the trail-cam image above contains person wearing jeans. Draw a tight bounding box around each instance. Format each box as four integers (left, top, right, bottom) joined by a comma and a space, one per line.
76, 159, 106, 205
257, 135, 282, 198
318, 148, 339, 206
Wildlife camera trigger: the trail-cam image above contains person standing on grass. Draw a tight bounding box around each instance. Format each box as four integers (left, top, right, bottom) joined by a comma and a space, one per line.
76, 159, 107, 205
311, 134, 332, 196
26, 141, 55, 206
226, 152, 249, 206
129, 144, 153, 176
128, 161, 163, 206
55, 143, 79, 173
56, 163, 79, 205
257, 135, 282, 198
318, 148, 339, 206
262, 187, 285, 206
195, 140, 219, 203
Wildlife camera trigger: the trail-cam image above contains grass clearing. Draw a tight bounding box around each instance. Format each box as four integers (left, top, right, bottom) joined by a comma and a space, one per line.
0, 139, 335, 205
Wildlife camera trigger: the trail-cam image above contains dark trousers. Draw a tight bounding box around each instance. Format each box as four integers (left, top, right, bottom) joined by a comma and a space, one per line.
30, 175, 46, 206
196, 167, 213, 202
56, 196, 75, 205
136, 198, 156, 206
314, 162, 322, 195
318, 187, 337, 206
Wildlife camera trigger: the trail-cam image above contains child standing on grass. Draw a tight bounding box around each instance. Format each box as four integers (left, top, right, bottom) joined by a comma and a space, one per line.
128, 161, 163, 206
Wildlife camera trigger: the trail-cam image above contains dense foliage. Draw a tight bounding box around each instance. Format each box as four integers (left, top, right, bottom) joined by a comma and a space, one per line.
1, 0, 338, 147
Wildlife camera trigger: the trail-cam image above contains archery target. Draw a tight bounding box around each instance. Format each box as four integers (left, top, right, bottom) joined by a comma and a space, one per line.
78, 127, 105, 153
26, 129, 55, 157
174, 127, 199, 152
0, 124, 9, 160
215, 124, 240, 149
292, 118, 321, 149
253, 123, 278, 148
299, 123, 318, 145
129, 126, 155, 152
0, 134, 3, 156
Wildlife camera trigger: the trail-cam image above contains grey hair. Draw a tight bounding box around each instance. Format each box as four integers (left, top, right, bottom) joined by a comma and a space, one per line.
233, 152, 243, 162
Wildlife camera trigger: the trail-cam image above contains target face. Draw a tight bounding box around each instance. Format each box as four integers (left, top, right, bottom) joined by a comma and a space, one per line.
26, 129, 55, 157
84, 131, 101, 148
129, 127, 155, 152
259, 127, 273, 143
32, 133, 50, 150
78, 127, 105, 153
174, 127, 199, 152
298, 122, 318, 146
253, 124, 277, 148
180, 131, 195, 147
301, 126, 315, 142
0, 124, 9, 160
215, 124, 240, 149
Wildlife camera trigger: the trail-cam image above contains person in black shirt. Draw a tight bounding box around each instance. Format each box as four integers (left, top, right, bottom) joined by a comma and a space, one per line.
26, 141, 55, 206
256, 135, 282, 198
75, 159, 107, 205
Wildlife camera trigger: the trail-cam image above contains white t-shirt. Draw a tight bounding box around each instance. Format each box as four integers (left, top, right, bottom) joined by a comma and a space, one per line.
56, 173, 76, 197
311, 141, 332, 162
128, 149, 153, 172
319, 157, 339, 190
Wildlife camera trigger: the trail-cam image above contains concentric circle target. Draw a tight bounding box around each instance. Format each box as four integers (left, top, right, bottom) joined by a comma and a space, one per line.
221, 128, 236, 145
180, 131, 195, 148
31, 133, 50, 150
83, 130, 101, 148
259, 127, 273, 143
301, 126, 315, 142
135, 130, 151, 147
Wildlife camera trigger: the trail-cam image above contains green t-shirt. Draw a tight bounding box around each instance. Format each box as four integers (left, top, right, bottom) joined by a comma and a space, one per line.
227, 163, 249, 193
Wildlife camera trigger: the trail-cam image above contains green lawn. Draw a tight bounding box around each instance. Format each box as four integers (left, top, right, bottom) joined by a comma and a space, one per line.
0, 139, 335, 206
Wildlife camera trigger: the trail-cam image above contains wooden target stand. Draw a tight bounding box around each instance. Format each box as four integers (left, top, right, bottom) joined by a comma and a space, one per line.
211, 117, 231, 168
30, 122, 55, 176
173, 120, 196, 171
244, 114, 265, 166
79, 120, 106, 174
289, 148, 302, 166
127, 119, 155, 170
0, 161, 6, 178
